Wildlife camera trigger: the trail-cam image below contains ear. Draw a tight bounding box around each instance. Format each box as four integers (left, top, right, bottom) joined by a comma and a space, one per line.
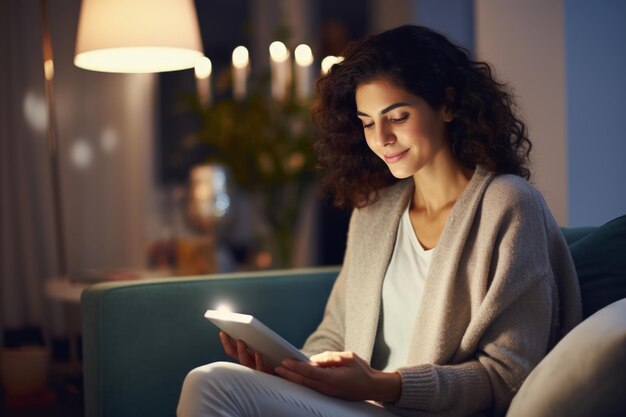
443, 87, 455, 122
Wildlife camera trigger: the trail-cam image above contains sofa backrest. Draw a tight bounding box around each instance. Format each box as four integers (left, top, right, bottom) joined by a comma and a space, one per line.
562, 215, 626, 318
81, 267, 340, 417
560, 226, 596, 245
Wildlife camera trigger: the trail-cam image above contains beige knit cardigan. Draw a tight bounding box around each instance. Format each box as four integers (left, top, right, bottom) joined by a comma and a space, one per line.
302, 165, 582, 417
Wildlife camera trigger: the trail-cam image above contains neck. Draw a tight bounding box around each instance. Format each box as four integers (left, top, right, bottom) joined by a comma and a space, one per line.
411, 151, 474, 216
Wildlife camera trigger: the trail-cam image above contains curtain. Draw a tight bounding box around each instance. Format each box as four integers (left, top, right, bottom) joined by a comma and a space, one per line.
0, 0, 65, 348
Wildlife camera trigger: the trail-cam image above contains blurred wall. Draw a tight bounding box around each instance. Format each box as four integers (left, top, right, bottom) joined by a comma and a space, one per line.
412, 0, 474, 52
476, 0, 626, 226
371, 0, 473, 52
565, 0, 626, 226
475, 0, 568, 225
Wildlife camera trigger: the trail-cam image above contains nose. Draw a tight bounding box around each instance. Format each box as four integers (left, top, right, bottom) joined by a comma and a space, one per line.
373, 122, 396, 147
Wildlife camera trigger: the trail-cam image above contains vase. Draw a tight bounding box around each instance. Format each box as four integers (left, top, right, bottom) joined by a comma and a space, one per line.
251, 182, 311, 270
1, 346, 49, 398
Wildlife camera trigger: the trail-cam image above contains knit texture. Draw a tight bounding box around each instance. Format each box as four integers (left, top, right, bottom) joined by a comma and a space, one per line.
302, 166, 582, 417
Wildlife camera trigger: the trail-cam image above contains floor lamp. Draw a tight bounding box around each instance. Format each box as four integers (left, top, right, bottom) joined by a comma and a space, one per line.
40, 0, 67, 279
39, 0, 204, 273
39, 0, 203, 371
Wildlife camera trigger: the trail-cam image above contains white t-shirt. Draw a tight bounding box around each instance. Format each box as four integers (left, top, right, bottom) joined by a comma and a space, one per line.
371, 203, 434, 372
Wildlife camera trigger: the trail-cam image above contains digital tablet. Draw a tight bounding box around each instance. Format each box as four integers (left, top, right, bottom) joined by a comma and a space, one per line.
204, 309, 310, 369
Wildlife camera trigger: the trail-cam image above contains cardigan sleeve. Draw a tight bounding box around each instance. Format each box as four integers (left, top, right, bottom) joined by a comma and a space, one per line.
385, 184, 577, 417
300, 265, 347, 357
388, 277, 555, 417
300, 211, 357, 357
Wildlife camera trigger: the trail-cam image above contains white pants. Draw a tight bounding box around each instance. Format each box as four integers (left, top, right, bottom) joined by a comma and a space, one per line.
177, 362, 398, 417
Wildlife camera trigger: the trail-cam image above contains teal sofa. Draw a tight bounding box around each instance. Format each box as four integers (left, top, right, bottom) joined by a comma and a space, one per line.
81, 218, 626, 417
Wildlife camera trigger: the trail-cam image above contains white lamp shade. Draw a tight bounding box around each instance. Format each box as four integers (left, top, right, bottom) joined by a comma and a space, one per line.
74, 0, 204, 73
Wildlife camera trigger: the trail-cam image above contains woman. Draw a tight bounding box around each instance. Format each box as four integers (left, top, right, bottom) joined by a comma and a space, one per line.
177, 25, 582, 417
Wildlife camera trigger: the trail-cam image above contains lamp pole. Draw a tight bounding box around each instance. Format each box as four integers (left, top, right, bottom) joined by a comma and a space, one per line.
40, 0, 68, 278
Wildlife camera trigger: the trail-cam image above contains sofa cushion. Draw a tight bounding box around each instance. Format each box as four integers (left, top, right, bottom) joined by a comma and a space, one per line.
568, 214, 626, 318
506, 298, 626, 417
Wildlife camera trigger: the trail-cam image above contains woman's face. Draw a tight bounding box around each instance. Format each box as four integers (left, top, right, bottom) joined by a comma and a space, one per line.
355, 78, 450, 179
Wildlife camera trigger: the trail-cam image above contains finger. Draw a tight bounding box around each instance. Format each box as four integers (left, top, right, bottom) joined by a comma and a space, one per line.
254, 352, 275, 375
282, 359, 333, 382
311, 351, 354, 367
219, 332, 238, 359
309, 351, 348, 361
236, 339, 254, 368
275, 366, 337, 397
254, 352, 263, 371
309, 351, 335, 362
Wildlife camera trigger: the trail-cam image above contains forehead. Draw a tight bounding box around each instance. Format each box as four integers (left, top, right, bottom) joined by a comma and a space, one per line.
355, 79, 417, 113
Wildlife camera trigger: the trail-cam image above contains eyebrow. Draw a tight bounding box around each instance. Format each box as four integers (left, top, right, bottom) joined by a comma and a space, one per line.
356, 102, 412, 118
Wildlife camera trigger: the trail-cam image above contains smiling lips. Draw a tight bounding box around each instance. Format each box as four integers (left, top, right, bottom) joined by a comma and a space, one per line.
383, 149, 409, 164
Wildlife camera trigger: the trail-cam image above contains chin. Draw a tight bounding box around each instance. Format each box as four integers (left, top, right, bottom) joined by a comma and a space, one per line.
388, 168, 415, 179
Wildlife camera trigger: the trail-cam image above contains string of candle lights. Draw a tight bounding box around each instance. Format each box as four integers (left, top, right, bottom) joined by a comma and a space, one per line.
232, 46, 250, 101
186, 43, 344, 268
194, 42, 343, 106
194, 56, 212, 107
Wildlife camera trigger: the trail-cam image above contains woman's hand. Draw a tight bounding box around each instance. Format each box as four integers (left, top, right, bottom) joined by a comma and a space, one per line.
275, 351, 402, 402
219, 331, 274, 374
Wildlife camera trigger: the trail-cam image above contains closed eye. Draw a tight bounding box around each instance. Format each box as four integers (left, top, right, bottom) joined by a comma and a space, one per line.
362, 121, 374, 129
390, 113, 409, 123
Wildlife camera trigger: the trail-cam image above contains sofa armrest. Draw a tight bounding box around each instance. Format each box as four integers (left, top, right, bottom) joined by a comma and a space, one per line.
81, 267, 339, 417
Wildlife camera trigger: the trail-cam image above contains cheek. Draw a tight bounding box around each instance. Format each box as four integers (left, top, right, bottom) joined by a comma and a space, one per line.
400, 123, 426, 143
405, 118, 442, 143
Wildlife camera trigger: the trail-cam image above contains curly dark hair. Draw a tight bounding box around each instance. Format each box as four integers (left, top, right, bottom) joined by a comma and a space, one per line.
313, 25, 532, 209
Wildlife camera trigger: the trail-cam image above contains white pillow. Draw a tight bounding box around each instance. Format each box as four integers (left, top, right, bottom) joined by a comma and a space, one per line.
506, 298, 626, 417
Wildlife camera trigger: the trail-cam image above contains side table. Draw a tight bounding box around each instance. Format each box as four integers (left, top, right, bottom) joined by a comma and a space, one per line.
44, 278, 90, 375
44, 270, 173, 373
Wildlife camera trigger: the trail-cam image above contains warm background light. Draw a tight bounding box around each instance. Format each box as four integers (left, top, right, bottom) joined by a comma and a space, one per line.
321, 55, 343, 74
269, 41, 290, 101
294, 44, 314, 101
294, 44, 314, 66
194, 57, 212, 79
232, 46, 250, 69
44, 59, 54, 80
269, 41, 289, 63
74, 0, 203, 73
